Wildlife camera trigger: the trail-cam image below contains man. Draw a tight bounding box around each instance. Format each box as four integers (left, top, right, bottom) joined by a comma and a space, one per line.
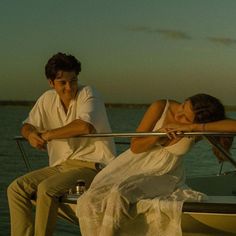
7, 52, 116, 236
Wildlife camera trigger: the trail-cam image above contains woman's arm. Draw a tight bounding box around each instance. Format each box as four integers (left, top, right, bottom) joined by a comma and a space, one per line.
199, 119, 236, 132
130, 100, 166, 153
163, 119, 236, 132
163, 119, 236, 162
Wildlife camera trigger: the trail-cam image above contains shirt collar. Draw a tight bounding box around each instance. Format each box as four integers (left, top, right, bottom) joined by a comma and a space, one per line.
55, 92, 78, 110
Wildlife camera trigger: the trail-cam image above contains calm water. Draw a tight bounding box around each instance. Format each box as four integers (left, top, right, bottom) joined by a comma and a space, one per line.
0, 105, 236, 235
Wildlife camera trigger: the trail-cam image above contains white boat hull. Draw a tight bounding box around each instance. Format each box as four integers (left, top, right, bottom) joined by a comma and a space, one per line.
57, 203, 236, 235
182, 212, 236, 235
182, 174, 236, 235
58, 174, 236, 235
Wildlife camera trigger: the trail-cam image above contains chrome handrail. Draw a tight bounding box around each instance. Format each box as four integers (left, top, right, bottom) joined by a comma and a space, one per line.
14, 131, 236, 139
14, 131, 236, 171
15, 137, 31, 171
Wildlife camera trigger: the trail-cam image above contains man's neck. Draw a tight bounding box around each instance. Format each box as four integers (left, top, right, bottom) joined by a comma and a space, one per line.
60, 99, 71, 114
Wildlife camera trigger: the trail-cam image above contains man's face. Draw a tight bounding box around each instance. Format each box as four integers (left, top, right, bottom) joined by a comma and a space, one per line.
49, 71, 79, 104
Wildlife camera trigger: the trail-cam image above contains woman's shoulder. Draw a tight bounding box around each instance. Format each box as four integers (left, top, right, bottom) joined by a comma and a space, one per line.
151, 99, 167, 108
168, 99, 180, 105
150, 99, 178, 110
152, 99, 180, 105
144, 100, 167, 118
167, 99, 181, 110
148, 99, 182, 116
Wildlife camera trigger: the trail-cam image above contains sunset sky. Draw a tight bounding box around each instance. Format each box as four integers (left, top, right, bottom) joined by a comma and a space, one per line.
1, 0, 236, 105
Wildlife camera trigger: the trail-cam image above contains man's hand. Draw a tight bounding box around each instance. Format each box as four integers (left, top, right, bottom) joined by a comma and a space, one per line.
41, 131, 50, 142
28, 132, 47, 150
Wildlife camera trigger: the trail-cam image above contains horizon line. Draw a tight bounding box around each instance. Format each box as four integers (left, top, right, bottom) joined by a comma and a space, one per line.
1, 100, 236, 110
0, 100, 150, 108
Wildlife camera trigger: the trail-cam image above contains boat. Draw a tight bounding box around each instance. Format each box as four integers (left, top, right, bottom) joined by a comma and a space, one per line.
183, 135, 236, 235
183, 174, 236, 235
59, 175, 236, 235
14, 132, 236, 235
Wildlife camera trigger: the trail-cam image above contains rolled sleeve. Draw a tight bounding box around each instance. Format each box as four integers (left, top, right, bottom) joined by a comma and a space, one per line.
23, 97, 45, 131
76, 86, 110, 133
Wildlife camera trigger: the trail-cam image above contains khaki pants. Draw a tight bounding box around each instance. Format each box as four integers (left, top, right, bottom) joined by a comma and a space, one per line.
7, 159, 98, 236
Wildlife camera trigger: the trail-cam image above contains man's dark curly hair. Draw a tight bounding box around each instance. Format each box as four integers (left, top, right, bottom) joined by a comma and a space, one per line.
45, 52, 81, 80
188, 93, 226, 123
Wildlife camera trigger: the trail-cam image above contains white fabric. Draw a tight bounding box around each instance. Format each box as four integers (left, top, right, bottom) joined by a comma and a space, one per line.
24, 85, 116, 166
76, 100, 206, 236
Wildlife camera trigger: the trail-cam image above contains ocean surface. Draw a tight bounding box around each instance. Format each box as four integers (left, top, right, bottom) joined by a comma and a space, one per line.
1, 105, 236, 235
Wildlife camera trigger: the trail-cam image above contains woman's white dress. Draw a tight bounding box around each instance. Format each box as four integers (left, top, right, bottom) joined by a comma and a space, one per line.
76, 101, 206, 236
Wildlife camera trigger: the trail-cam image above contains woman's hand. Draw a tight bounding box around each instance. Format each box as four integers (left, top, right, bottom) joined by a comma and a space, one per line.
162, 123, 194, 133
157, 127, 182, 141
159, 123, 194, 140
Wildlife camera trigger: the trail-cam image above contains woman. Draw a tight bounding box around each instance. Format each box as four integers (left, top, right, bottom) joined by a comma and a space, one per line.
76, 94, 234, 236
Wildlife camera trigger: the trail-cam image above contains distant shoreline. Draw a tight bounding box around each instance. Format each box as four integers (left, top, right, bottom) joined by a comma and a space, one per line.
1, 100, 236, 111
0, 100, 150, 108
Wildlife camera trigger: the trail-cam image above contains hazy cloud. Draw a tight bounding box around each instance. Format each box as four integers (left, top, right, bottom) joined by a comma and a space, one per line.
127, 26, 151, 32
155, 29, 191, 40
207, 37, 236, 46
127, 26, 191, 40
127, 26, 236, 46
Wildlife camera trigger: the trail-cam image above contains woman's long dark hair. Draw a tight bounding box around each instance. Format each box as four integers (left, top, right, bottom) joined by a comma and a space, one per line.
188, 93, 233, 161
188, 93, 225, 123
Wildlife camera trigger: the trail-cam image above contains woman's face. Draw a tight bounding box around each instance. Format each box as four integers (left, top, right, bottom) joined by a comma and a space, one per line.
174, 100, 195, 124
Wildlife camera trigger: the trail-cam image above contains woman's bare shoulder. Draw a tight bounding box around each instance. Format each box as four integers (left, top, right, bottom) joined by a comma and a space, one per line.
149, 99, 181, 114
168, 99, 180, 105
142, 100, 167, 122
151, 99, 167, 108
167, 99, 181, 110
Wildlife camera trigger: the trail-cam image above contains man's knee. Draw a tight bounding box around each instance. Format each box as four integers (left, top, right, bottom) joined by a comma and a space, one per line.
7, 179, 18, 198
37, 180, 51, 197
37, 179, 62, 199
8, 175, 39, 201
7, 178, 25, 199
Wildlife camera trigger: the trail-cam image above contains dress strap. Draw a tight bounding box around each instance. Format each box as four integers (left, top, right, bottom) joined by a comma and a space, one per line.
153, 100, 169, 131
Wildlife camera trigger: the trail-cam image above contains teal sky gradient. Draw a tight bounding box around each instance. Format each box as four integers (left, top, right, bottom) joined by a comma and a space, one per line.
1, 0, 236, 104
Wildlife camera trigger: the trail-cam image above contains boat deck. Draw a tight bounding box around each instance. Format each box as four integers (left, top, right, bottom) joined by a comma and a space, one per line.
183, 196, 236, 213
